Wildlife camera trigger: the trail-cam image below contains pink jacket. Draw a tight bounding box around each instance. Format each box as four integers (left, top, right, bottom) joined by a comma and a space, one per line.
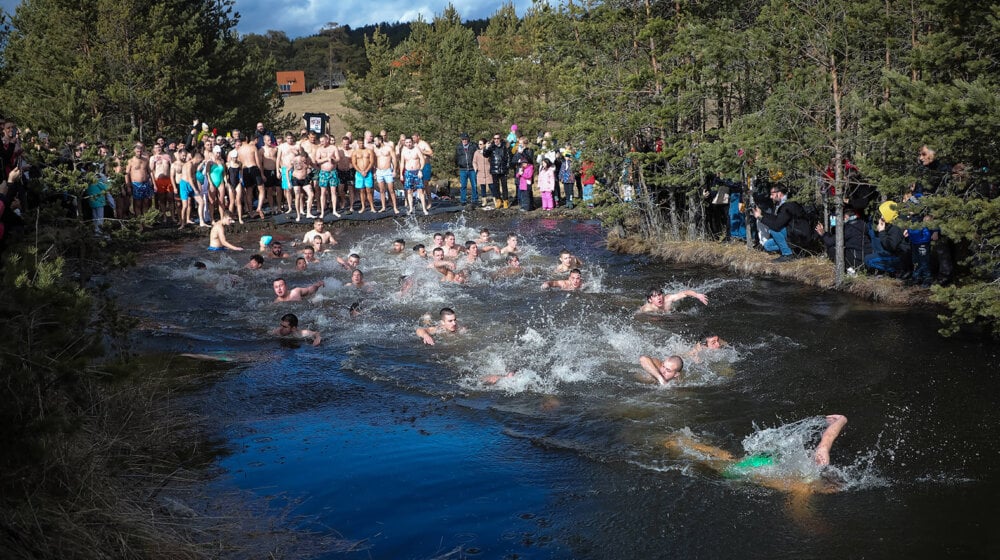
518, 164, 534, 190
538, 167, 555, 192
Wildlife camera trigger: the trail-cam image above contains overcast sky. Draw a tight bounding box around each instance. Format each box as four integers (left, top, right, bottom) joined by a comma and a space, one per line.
0, 0, 537, 39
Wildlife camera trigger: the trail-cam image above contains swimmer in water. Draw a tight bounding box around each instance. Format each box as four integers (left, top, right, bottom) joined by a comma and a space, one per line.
541, 268, 583, 291
553, 250, 583, 273
273, 277, 324, 302
269, 240, 287, 259
208, 216, 242, 250
294, 257, 307, 271
302, 218, 337, 246
272, 313, 322, 346
337, 253, 361, 271
391, 238, 406, 254
665, 414, 849, 492
494, 254, 523, 278
686, 334, 727, 363
412, 244, 427, 258
637, 354, 684, 385
349, 269, 372, 291
637, 287, 708, 313
477, 228, 499, 254
436, 266, 468, 284
300, 246, 320, 264
415, 307, 465, 345
430, 247, 455, 270
442, 231, 463, 258
246, 254, 265, 269
499, 233, 519, 256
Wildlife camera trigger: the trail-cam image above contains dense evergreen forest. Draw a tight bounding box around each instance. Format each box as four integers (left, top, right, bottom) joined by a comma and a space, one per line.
342, 1, 1000, 338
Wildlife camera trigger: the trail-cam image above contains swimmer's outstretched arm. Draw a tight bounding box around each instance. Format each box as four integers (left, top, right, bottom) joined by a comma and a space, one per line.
416, 326, 436, 345
298, 280, 325, 298
301, 328, 322, 346
665, 290, 708, 307
813, 414, 847, 466
639, 355, 677, 385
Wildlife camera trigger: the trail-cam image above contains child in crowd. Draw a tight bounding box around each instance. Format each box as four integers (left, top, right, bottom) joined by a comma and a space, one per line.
538, 158, 556, 210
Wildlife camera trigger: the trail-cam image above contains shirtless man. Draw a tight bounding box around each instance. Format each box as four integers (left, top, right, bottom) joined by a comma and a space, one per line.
336, 136, 355, 212
290, 147, 313, 222
412, 244, 427, 258
442, 231, 463, 258
687, 334, 727, 364
208, 215, 243, 251
238, 133, 266, 220
299, 131, 320, 217
399, 137, 428, 214
259, 134, 281, 213
554, 250, 584, 273
302, 218, 337, 246
174, 149, 198, 229
477, 229, 499, 254
246, 254, 265, 269
373, 135, 398, 213
294, 257, 308, 271
351, 140, 376, 213
638, 287, 709, 313
272, 313, 322, 346
314, 134, 341, 218
412, 132, 434, 203
637, 354, 684, 385
429, 247, 455, 271
499, 234, 519, 256
391, 239, 405, 254
301, 247, 320, 264
348, 269, 372, 291
149, 143, 175, 222
462, 241, 480, 265
494, 254, 523, 278
272, 277, 324, 303
415, 307, 464, 346
125, 142, 153, 217
337, 253, 361, 271
276, 133, 299, 217
541, 268, 583, 291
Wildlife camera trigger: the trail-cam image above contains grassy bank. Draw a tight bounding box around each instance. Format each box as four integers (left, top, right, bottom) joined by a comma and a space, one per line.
607, 232, 927, 306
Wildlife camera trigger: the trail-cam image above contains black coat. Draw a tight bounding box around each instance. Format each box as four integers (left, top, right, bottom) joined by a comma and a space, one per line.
483, 142, 510, 175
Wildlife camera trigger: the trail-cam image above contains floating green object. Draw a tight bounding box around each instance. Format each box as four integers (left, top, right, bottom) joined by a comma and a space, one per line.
722, 455, 774, 479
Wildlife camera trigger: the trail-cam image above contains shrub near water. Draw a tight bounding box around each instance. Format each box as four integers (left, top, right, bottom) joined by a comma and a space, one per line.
0, 241, 211, 558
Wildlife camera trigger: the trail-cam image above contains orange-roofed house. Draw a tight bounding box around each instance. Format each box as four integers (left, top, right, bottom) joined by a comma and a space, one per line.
276, 71, 306, 96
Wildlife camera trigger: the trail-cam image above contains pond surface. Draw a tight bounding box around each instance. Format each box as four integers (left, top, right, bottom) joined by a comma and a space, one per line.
116, 215, 999, 559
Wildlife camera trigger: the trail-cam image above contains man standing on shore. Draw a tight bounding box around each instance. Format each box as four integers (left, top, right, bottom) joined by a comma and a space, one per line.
399, 137, 428, 215
238, 134, 266, 220
314, 134, 341, 218
351, 140, 376, 214
126, 143, 153, 218
455, 132, 477, 205
337, 136, 355, 213
373, 134, 399, 214
483, 133, 510, 208
413, 132, 434, 206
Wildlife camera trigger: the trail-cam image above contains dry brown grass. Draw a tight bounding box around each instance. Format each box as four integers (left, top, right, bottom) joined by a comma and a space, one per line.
607, 233, 928, 305
279, 88, 355, 136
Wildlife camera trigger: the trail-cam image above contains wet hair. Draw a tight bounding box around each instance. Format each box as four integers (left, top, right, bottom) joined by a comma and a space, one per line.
280, 313, 298, 327
250, 255, 264, 265
295, 257, 306, 264
273, 277, 286, 284
432, 247, 444, 256
349, 302, 362, 317
506, 255, 519, 264
479, 228, 490, 235
647, 287, 664, 300
394, 238, 405, 245
193, 261, 207, 269
507, 233, 517, 241
433, 232, 444, 240
444, 231, 455, 240
439, 307, 456, 319
569, 268, 582, 275
349, 253, 360, 260
413, 243, 425, 251
352, 269, 364, 279
464, 240, 477, 249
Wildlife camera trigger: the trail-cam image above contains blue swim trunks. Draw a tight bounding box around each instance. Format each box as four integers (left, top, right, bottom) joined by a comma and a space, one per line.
132, 181, 153, 200
178, 180, 194, 201
421, 162, 432, 181
355, 170, 374, 189
318, 169, 339, 188
404, 170, 422, 190
207, 246, 226, 251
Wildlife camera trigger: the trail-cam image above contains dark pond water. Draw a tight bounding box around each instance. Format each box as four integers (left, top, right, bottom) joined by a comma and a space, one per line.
115, 214, 999, 559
